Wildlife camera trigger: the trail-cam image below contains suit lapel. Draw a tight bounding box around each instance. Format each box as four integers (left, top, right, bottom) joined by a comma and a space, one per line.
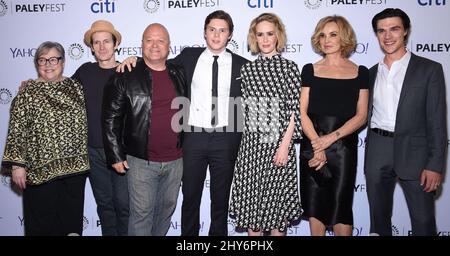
396, 53, 418, 115
229, 51, 241, 98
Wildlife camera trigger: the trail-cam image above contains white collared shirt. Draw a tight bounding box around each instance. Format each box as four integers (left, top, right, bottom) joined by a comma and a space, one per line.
188, 48, 232, 128
371, 49, 411, 132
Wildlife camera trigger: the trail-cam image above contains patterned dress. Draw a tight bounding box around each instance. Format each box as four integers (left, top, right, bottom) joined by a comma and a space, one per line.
229, 54, 302, 232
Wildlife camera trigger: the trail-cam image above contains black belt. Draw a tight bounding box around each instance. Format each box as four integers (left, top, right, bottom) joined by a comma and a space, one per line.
371, 128, 394, 137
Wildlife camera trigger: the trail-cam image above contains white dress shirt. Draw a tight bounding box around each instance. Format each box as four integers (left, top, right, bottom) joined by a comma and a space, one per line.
371, 49, 411, 132
188, 48, 232, 128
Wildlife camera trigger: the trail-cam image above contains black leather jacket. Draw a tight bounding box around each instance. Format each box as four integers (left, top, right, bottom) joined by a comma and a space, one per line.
102, 58, 186, 165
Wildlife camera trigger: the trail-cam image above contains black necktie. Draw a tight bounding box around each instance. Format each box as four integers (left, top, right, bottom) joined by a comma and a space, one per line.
211, 55, 219, 126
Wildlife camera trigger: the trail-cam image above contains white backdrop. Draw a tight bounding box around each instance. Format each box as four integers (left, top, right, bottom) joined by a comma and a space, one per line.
0, 0, 449, 236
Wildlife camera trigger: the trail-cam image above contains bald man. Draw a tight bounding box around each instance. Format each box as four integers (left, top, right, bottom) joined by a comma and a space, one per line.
103, 23, 186, 235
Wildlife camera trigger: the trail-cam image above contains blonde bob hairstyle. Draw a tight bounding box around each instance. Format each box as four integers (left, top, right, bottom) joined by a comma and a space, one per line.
247, 13, 287, 55
311, 15, 356, 58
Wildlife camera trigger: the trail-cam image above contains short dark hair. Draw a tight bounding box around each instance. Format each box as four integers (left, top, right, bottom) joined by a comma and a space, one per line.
204, 10, 234, 35
372, 8, 411, 41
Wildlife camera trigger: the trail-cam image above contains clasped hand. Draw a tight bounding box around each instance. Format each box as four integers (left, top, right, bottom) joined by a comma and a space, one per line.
311, 133, 334, 153
308, 150, 327, 171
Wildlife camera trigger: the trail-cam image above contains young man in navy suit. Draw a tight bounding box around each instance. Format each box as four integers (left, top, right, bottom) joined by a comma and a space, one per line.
365, 8, 447, 236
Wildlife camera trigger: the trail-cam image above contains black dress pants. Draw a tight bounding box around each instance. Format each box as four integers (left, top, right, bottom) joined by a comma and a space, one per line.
181, 131, 237, 236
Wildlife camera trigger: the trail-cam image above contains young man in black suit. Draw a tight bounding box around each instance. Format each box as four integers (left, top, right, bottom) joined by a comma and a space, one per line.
365, 8, 447, 236
172, 10, 248, 236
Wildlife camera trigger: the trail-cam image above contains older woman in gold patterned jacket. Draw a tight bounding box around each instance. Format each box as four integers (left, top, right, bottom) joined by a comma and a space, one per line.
1, 41, 89, 236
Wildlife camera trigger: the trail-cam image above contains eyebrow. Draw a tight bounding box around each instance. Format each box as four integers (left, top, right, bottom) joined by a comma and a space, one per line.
207, 26, 228, 30
378, 25, 402, 31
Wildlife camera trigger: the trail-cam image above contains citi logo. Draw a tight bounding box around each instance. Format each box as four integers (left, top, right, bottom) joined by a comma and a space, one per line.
0, 0, 8, 17
248, 0, 273, 8
91, 0, 115, 13
418, 0, 446, 5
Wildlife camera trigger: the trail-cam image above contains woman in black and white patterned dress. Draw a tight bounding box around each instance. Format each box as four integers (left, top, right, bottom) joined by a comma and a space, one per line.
229, 13, 302, 236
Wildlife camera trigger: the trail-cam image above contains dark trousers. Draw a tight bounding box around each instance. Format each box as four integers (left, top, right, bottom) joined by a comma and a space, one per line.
23, 173, 87, 236
365, 130, 437, 236
181, 131, 236, 236
88, 146, 129, 236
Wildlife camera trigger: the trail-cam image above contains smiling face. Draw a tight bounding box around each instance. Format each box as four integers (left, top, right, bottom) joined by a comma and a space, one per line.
255, 20, 278, 57
37, 48, 64, 82
375, 16, 407, 58
204, 18, 231, 54
141, 24, 170, 67
319, 21, 342, 56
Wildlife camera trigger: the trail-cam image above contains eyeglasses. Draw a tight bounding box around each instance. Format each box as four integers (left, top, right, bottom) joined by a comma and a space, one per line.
37, 56, 63, 66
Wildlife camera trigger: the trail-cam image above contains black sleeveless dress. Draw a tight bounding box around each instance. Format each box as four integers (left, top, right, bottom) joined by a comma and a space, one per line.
300, 63, 369, 226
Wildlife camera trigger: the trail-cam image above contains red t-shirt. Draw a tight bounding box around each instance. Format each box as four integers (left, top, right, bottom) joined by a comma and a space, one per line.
147, 68, 182, 162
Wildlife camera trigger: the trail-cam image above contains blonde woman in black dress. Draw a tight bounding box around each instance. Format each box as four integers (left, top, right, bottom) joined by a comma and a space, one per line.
229, 13, 302, 236
300, 16, 369, 236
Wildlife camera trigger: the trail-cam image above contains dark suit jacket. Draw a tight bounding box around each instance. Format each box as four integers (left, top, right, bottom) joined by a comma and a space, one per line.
365, 53, 447, 180
171, 47, 249, 159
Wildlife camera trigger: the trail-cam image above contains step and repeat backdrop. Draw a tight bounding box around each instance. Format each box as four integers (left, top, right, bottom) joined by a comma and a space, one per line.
0, 0, 449, 236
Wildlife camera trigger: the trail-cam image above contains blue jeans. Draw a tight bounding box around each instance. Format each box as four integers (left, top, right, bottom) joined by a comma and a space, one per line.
88, 147, 129, 236
127, 155, 183, 236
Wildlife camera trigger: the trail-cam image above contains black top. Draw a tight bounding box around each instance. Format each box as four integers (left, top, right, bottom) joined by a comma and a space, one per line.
72, 62, 117, 147
301, 63, 369, 119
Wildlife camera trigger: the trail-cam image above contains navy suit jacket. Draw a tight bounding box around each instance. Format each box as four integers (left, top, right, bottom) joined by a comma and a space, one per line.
365, 53, 447, 179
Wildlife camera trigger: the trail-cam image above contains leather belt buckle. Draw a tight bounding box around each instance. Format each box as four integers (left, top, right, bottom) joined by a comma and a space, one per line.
371, 128, 394, 137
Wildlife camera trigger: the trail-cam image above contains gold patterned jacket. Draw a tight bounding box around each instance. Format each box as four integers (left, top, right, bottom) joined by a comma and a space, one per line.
1, 78, 89, 185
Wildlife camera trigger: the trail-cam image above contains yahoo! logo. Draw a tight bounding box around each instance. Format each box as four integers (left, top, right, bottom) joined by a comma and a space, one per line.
354, 43, 369, 54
